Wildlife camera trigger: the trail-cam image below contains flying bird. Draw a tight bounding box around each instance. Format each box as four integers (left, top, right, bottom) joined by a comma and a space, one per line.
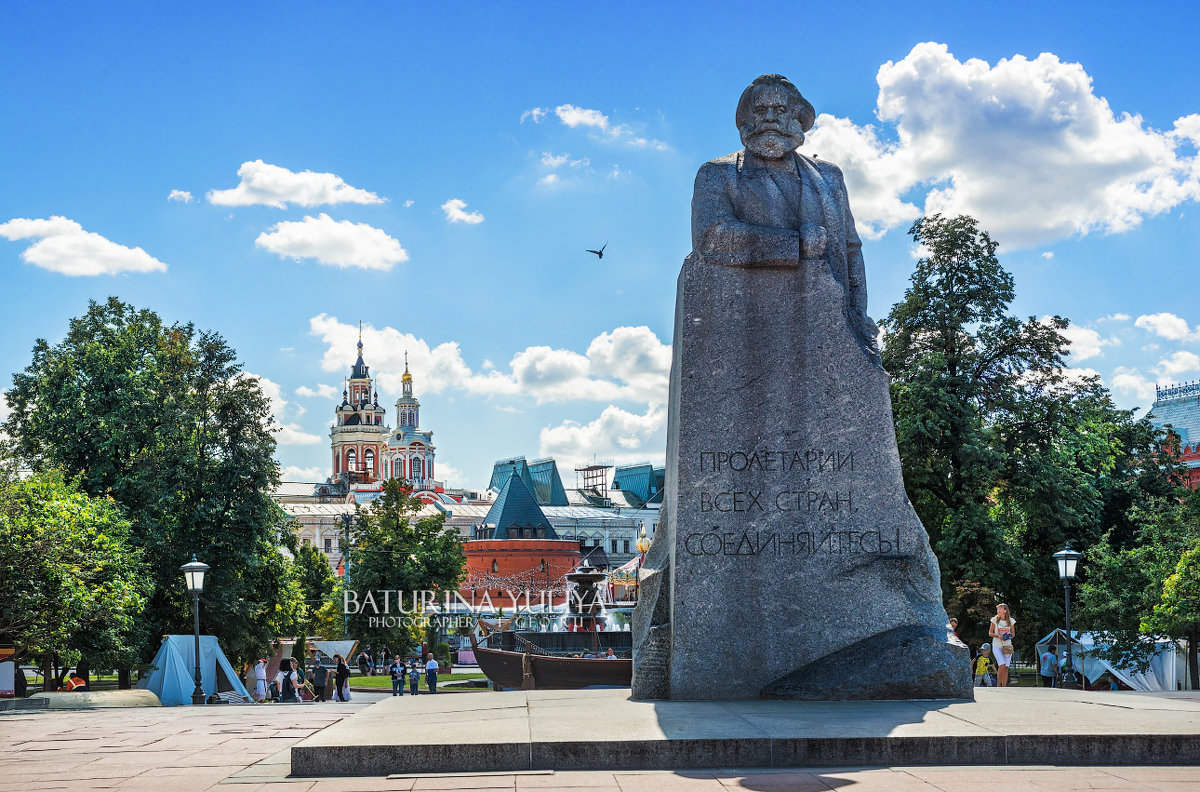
585, 242, 607, 260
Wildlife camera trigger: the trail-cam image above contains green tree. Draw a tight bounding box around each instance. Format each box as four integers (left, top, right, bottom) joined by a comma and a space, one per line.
2, 297, 298, 669
882, 214, 1180, 656
1081, 490, 1200, 687
882, 214, 1067, 597
1143, 541, 1200, 688
344, 479, 465, 652
0, 468, 149, 689
294, 542, 336, 637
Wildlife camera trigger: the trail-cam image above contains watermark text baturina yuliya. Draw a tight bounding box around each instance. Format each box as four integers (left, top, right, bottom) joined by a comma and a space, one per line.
343, 589, 589, 629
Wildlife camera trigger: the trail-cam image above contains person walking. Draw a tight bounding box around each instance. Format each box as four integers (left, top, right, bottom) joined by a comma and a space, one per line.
409, 660, 421, 695
310, 659, 329, 702
357, 650, 370, 678
989, 603, 1017, 687
425, 652, 439, 694
1039, 646, 1059, 688
276, 658, 300, 703
333, 654, 352, 702
388, 655, 406, 696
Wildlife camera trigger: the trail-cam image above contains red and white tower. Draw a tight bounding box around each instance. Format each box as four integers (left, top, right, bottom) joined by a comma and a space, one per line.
330, 330, 388, 483
385, 352, 437, 491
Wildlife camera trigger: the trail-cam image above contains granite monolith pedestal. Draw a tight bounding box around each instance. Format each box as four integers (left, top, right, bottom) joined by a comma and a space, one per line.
631, 74, 971, 701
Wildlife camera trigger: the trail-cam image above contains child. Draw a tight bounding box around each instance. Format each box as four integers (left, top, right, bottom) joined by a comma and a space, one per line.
408, 661, 421, 695
974, 644, 996, 687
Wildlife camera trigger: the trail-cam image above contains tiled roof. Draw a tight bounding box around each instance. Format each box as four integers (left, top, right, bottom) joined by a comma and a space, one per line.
481, 473, 557, 539
1148, 394, 1200, 449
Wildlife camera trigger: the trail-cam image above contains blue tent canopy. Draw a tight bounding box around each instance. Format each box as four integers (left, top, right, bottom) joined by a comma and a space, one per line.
138, 635, 251, 705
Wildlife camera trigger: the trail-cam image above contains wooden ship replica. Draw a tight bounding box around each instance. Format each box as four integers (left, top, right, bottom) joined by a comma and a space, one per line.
470, 563, 632, 690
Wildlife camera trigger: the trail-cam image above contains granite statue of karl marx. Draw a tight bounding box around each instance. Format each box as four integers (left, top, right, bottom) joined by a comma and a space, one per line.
631, 72, 971, 701
691, 73, 877, 351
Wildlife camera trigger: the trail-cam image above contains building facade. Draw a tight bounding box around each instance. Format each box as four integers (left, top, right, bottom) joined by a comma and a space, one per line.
1148, 381, 1200, 489
329, 342, 437, 492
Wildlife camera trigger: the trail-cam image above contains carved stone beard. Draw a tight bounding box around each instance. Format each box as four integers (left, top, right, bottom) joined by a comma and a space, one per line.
742, 127, 805, 160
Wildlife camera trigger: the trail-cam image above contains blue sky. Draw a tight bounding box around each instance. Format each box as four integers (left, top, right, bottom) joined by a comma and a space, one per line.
2, 2, 1198, 490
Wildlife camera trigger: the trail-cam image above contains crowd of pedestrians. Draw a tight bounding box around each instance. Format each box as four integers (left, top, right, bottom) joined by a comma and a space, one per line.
246, 645, 445, 703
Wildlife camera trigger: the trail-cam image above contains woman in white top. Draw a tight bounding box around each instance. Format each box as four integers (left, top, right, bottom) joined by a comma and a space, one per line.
275, 658, 300, 703
989, 603, 1017, 687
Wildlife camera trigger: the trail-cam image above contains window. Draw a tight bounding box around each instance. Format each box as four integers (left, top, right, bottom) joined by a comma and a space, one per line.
611, 539, 618, 553
346, 448, 357, 470
324, 538, 332, 553
365, 449, 375, 472
491, 559, 499, 573
624, 539, 630, 554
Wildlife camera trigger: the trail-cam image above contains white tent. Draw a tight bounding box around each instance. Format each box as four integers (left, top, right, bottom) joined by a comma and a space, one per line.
311, 640, 357, 663
1035, 629, 1190, 692
138, 635, 252, 705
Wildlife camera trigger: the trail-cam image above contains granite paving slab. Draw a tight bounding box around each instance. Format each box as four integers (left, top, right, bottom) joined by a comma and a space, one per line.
290, 688, 1200, 776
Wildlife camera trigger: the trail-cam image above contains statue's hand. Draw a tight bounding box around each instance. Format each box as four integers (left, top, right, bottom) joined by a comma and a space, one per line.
799, 224, 827, 259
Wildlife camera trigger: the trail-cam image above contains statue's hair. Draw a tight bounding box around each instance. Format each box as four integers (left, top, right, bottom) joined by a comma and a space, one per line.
736, 74, 816, 134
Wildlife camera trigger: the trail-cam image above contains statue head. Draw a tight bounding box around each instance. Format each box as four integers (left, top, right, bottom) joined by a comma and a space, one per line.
736, 74, 815, 159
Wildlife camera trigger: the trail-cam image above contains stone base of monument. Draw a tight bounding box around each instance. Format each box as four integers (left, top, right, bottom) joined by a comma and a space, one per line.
288, 688, 1200, 776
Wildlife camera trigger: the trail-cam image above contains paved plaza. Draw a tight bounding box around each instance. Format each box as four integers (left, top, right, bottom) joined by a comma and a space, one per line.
292, 687, 1200, 775
1, 689, 1198, 790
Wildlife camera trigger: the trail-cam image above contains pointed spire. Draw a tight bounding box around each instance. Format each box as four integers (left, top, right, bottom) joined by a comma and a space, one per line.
350, 323, 369, 380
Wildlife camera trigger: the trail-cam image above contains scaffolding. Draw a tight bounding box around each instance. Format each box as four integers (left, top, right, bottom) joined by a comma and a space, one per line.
575, 459, 614, 498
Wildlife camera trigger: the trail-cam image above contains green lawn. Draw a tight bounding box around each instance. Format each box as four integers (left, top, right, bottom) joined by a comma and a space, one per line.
348, 671, 485, 688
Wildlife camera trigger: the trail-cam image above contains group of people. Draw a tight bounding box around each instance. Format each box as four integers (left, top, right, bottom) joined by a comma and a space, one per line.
251, 654, 353, 703
386, 653, 442, 695
951, 603, 1023, 687
249, 651, 441, 702
956, 603, 1089, 689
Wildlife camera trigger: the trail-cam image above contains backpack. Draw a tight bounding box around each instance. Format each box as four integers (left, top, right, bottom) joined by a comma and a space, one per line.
281, 672, 296, 701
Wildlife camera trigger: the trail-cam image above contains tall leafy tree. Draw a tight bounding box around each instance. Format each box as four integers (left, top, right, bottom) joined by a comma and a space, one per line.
882, 214, 1180, 655
882, 214, 1067, 597
2, 297, 298, 668
0, 467, 149, 689
294, 542, 336, 637
344, 479, 465, 651
1081, 490, 1200, 687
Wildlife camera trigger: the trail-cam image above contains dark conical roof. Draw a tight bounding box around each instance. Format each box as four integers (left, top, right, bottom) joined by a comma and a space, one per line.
481, 472, 557, 540
350, 340, 369, 380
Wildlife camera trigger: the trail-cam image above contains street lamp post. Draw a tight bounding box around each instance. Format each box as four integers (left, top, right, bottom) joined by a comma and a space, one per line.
1053, 542, 1083, 689
340, 513, 353, 639
180, 555, 210, 706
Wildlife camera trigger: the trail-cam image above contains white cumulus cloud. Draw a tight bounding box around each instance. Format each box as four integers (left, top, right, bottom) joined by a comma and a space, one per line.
1156, 351, 1200, 378
256, 214, 408, 270
296, 384, 339, 399
308, 317, 674, 481
242, 372, 322, 445
548, 104, 669, 150
539, 404, 667, 470
521, 107, 548, 124
207, 160, 384, 208
167, 189, 193, 203
1110, 367, 1157, 402
0, 216, 167, 276
1047, 318, 1119, 361
1135, 312, 1200, 342
441, 198, 484, 224
805, 42, 1200, 246
309, 317, 670, 408
281, 465, 327, 481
